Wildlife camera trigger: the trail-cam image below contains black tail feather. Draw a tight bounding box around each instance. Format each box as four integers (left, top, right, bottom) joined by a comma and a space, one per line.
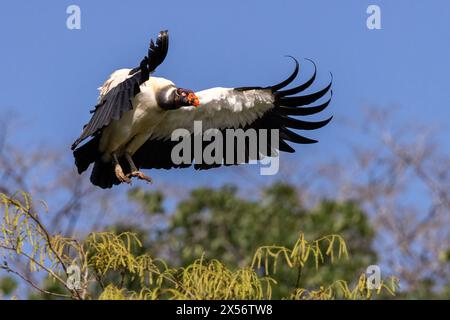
90, 160, 121, 189
73, 135, 121, 189
73, 136, 101, 174
90, 156, 131, 189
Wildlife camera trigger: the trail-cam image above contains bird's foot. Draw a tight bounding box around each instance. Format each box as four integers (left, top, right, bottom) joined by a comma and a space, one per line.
128, 171, 153, 184
115, 164, 131, 184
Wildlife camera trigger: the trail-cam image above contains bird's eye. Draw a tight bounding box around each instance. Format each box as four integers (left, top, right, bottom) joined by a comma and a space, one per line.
181, 92, 187, 97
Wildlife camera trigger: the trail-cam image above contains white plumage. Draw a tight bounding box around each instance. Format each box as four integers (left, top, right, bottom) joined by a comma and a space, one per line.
97, 69, 276, 157
151, 87, 275, 140
98, 75, 177, 161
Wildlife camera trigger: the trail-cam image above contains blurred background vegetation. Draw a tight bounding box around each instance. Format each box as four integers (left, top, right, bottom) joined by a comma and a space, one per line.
0, 110, 449, 299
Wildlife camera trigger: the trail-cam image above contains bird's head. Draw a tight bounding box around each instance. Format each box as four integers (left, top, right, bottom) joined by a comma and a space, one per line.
175, 88, 200, 107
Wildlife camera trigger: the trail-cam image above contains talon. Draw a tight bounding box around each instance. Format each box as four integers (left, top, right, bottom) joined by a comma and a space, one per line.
129, 171, 153, 184
115, 164, 131, 184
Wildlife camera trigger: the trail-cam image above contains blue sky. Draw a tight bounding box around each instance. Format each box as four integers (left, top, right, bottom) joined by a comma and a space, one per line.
0, 0, 449, 188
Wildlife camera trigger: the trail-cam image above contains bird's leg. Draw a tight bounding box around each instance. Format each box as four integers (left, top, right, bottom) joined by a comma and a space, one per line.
113, 153, 131, 184
124, 153, 152, 184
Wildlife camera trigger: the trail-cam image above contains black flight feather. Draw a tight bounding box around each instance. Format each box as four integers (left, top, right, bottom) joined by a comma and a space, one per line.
71, 30, 169, 150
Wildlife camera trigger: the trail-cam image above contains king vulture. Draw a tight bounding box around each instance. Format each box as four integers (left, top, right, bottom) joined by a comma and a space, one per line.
72, 30, 333, 189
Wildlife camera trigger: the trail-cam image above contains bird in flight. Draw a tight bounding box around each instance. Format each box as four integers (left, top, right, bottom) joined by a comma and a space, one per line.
72, 30, 332, 189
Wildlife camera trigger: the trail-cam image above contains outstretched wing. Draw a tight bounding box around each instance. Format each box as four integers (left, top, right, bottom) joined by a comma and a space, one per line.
71, 30, 169, 150
133, 57, 332, 170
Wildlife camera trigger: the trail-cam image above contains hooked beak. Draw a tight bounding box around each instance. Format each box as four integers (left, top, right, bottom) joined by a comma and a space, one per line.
187, 92, 200, 107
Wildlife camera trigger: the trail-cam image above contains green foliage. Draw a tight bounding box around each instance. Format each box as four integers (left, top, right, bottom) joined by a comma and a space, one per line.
0, 191, 397, 299
129, 183, 377, 298
128, 189, 165, 214
90, 230, 396, 300
0, 277, 17, 296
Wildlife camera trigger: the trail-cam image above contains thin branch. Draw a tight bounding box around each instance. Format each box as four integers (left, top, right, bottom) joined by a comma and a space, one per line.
1, 264, 71, 299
